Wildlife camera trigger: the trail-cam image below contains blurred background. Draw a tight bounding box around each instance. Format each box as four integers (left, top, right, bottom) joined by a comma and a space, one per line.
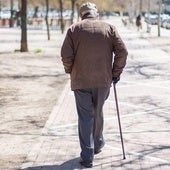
0, 0, 170, 51
0, 0, 170, 31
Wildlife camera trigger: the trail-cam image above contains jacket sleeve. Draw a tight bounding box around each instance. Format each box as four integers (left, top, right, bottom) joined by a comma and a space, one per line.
61, 28, 74, 73
112, 26, 128, 78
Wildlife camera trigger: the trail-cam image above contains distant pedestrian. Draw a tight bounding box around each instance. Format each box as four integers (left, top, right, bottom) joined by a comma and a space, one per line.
136, 14, 142, 31
61, 2, 128, 168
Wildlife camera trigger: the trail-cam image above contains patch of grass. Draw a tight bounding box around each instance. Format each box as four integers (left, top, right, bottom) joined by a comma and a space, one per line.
34, 49, 42, 53
14, 49, 20, 52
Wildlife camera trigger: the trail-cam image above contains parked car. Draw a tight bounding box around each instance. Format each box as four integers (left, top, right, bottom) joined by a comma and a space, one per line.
162, 19, 169, 28
166, 19, 170, 29
145, 14, 158, 25
0, 9, 11, 19
161, 14, 170, 27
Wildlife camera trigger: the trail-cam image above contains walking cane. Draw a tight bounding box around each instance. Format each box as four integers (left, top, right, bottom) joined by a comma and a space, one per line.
113, 82, 126, 159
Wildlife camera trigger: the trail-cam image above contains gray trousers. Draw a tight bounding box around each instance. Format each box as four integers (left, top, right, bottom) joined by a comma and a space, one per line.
74, 87, 110, 163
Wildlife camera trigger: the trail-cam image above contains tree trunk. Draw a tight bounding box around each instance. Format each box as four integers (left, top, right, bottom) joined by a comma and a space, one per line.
59, 0, 64, 34
71, 0, 76, 24
147, 0, 151, 33
0, 1, 1, 12
10, 0, 14, 27
20, 0, 28, 52
45, 0, 50, 40
139, 0, 143, 15
158, 0, 162, 37
18, 0, 21, 9
10, 0, 14, 18
76, 2, 80, 22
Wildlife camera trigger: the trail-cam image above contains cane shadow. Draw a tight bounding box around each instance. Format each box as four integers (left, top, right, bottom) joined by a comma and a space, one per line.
21, 157, 85, 170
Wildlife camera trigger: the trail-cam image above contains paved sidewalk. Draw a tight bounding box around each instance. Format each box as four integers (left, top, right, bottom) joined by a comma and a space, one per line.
20, 80, 170, 170
20, 18, 170, 170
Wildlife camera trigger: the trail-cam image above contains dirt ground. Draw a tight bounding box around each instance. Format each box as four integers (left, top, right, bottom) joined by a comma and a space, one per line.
0, 29, 68, 170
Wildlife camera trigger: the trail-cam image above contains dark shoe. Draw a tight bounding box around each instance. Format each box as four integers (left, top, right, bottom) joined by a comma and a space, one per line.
94, 148, 102, 154
94, 143, 105, 155
79, 158, 93, 168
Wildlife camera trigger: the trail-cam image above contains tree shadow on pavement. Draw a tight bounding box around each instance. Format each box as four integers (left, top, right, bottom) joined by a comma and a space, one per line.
126, 63, 162, 79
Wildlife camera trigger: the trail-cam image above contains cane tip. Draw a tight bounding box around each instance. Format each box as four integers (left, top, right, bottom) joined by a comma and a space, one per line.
123, 156, 126, 160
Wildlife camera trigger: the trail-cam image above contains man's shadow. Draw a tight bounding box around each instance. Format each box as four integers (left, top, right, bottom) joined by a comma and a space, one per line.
21, 157, 86, 170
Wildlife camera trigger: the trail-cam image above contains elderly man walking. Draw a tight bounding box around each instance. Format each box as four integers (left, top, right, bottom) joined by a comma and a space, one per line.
61, 2, 128, 168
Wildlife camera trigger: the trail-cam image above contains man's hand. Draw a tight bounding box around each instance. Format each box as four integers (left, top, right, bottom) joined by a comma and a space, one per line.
112, 77, 120, 84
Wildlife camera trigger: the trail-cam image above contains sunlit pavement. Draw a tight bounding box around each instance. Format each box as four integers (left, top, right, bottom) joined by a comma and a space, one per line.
3, 17, 169, 170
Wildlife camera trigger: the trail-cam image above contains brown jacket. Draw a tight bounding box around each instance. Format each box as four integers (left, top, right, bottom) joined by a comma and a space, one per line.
61, 16, 128, 90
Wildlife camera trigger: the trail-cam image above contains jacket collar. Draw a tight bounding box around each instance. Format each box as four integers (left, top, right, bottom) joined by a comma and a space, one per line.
81, 13, 98, 20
